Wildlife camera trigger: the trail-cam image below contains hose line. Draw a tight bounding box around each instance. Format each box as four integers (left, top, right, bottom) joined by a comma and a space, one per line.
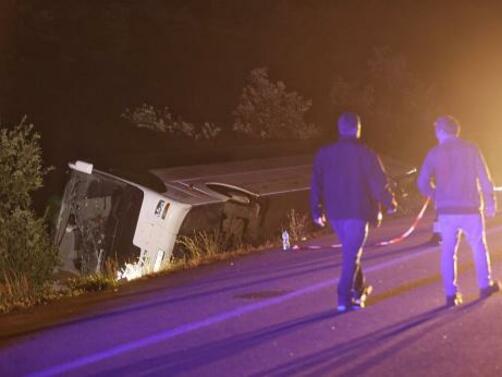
293, 198, 431, 250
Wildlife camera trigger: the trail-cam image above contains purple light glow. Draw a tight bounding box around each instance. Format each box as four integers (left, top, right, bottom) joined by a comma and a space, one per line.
25, 239, 461, 377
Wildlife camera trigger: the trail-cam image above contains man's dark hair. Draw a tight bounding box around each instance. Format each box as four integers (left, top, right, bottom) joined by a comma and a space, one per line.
434, 115, 460, 136
338, 112, 361, 136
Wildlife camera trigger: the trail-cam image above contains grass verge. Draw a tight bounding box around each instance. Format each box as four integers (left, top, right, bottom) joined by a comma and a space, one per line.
0, 210, 322, 314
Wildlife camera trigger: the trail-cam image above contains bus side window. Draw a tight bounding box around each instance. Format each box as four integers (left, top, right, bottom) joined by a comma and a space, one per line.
155, 200, 165, 216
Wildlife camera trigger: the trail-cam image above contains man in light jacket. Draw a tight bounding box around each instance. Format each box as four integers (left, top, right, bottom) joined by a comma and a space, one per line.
311, 112, 396, 312
418, 115, 500, 307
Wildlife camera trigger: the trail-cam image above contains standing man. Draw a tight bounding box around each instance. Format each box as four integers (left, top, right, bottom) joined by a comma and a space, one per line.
310, 112, 396, 312
418, 115, 500, 308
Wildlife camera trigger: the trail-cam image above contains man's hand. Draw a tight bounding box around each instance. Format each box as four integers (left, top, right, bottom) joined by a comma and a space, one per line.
314, 215, 326, 227
374, 211, 383, 228
485, 205, 497, 218
387, 199, 398, 215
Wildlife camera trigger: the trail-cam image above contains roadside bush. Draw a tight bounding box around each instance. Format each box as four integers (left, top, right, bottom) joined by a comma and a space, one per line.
0, 119, 59, 309
233, 67, 319, 140
284, 209, 310, 244
0, 209, 57, 287
329, 47, 439, 156
122, 104, 222, 141
176, 231, 223, 264
169, 229, 279, 272
66, 259, 119, 293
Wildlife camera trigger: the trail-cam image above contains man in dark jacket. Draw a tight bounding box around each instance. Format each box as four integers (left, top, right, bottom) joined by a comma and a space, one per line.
417, 115, 500, 308
310, 112, 396, 312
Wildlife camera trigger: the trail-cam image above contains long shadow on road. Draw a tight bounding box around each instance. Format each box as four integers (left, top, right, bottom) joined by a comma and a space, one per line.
250, 301, 481, 377
0, 241, 432, 343
90, 308, 342, 376
91, 301, 481, 377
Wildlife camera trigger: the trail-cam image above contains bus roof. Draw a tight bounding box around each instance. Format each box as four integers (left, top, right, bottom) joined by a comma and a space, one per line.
150, 155, 313, 206
149, 154, 414, 206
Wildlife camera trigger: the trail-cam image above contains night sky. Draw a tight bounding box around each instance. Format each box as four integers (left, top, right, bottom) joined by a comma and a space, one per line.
2, 0, 502, 197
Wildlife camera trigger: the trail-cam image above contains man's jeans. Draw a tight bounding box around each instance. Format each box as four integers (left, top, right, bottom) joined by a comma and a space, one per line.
438, 214, 493, 296
331, 219, 369, 305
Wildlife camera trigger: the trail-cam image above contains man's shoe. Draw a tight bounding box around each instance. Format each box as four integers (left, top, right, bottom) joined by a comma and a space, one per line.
428, 233, 442, 246
353, 285, 373, 309
337, 304, 349, 313
480, 280, 502, 299
337, 301, 364, 313
446, 293, 463, 308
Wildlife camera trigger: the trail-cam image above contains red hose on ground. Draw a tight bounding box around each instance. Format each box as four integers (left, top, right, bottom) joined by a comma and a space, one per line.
373, 197, 430, 246
292, 198, 431, 250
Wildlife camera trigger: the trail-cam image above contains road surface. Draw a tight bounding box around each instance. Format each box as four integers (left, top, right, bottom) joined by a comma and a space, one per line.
2, 213, 502, 376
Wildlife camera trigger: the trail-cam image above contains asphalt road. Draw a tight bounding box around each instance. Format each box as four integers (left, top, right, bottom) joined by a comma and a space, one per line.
2, 213, 502, 377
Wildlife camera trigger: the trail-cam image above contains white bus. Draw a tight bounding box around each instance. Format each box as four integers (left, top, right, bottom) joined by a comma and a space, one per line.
53, 155, 414, 279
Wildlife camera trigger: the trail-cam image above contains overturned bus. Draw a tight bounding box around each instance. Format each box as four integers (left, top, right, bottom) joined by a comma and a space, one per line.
53, 155, 416, 279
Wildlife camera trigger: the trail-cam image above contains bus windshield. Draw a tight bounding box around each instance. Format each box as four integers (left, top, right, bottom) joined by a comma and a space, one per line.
54, 170, 143, 274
